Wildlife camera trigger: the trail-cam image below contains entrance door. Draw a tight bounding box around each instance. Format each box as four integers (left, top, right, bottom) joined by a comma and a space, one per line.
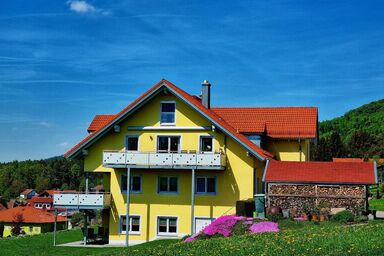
195, 217, 214, 233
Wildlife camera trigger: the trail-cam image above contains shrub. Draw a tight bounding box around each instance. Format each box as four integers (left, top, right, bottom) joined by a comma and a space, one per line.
331, 210, 355, 223
232, 222, 249, 236
354, 215, 368, 223
267, 213, 283, 222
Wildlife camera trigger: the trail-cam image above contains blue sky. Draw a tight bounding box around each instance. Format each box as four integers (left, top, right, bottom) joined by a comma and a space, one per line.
0, 0, 383, 162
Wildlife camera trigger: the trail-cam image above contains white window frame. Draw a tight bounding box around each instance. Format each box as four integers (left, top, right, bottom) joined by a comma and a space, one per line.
157, 216, 178, 236
119, 215, 141, 235
199, 135, 214, 153
195, 176, 217, 195
121, 174, 143, 194
125, 135, 140, 151
157, 176, 179, 194
156, 135, 181, 153
160, 101, 176, 126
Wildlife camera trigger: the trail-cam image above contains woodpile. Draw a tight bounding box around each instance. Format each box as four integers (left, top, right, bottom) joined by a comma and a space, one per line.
267, 183, 366, 214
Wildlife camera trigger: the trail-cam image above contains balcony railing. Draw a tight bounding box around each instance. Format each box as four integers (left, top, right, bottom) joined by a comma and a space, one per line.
53, 193, 111, 210
102, 151, 226, 170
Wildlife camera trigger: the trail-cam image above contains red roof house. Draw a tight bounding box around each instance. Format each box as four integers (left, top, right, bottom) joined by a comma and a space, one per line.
0, 206, 67, 223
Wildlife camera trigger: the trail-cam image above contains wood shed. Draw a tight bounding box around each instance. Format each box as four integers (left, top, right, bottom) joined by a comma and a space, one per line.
263, 160, 377, 214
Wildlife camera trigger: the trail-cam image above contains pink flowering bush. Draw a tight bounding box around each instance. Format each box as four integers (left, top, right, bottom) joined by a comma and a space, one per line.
249, 221, 279, 233
184, 215, 279, 243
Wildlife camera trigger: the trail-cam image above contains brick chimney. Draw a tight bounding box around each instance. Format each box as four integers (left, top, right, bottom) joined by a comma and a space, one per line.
201, 80, 211, 109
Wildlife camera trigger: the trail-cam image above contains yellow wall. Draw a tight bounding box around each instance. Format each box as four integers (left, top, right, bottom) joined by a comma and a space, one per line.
2, 224, 41, 237
82, 92, 264, 243
265, 138, 311, 161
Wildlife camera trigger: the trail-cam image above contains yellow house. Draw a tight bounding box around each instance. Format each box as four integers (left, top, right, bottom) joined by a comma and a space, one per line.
0, 206, 66, 237
61, 79, 317, 245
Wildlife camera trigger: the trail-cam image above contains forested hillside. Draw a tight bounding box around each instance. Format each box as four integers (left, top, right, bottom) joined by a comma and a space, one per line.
312, 99, 384, 160
0, 157, 99, 201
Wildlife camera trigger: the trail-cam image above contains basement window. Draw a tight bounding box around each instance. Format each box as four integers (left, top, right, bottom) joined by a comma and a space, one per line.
160, 102, 176, 125
157, 217, 177, 235
120, 215, 141, 234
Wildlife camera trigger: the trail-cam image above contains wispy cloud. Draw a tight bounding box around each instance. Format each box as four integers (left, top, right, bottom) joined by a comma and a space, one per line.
67, 1, 110, 15
57, 142, 69, 148
37, 121, 54, 128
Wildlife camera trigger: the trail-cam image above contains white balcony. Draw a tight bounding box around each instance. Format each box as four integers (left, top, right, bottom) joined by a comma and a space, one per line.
53, 193, 111, 210
102, 151, 226, 170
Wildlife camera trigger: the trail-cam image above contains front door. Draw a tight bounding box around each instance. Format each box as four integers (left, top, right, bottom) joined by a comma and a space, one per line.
195, 217, 214, 233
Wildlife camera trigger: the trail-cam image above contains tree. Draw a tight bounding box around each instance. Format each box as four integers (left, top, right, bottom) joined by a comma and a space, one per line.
348, 130, 374, 158
11, 213, 24, 236
328, 131, 346, 158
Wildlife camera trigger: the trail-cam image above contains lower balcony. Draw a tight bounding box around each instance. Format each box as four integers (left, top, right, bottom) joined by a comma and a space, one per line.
53, 193, 111, 210
103, 151, 226, 170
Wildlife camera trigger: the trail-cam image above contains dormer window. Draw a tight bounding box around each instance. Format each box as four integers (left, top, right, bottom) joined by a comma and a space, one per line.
160, 102, 176, 125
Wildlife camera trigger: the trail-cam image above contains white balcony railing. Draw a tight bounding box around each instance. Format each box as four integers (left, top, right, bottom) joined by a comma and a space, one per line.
53, 193, 111, 210
102, 151, 226, 170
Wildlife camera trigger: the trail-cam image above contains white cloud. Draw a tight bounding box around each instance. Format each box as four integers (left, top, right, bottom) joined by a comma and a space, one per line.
67, 1, 110, 15
57, 142, 69, 147
38, 121, 54, 128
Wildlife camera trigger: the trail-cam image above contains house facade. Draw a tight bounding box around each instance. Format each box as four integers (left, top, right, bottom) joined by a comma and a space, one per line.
61, 79, 318, 245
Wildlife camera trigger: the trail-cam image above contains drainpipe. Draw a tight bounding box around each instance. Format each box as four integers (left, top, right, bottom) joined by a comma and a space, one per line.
125, 168, 131, 247
191, 168, 195, 234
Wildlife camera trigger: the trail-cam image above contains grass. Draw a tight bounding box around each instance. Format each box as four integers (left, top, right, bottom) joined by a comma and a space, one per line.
2, 221, 384, 255
0, 228, 177, 256
369, 198, 384, 211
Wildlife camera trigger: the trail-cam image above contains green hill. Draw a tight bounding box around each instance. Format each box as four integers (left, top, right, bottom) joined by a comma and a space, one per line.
313, 99, 384, 160
320, 99, 384, 142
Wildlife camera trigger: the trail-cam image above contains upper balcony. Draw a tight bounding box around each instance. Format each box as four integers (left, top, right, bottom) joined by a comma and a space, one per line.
102, 151, 226, 170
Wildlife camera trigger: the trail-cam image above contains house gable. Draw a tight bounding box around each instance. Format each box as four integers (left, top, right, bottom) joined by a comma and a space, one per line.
65, 79, 272, 161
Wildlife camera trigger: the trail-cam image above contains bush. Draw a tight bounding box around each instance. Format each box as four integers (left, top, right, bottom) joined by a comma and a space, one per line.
232, 222, 248, 236
267, 213, 283, 222
70, 212, 84, 227
331, 210, 355, 223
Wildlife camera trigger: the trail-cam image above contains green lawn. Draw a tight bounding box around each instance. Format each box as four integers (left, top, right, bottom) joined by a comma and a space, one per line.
369, 198, 384, 211
2, 221, 384, 256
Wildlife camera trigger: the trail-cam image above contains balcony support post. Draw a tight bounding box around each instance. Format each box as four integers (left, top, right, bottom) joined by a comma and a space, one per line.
191, 168, 195, 234
125, 167, 131, 247
85, 172, 89, 194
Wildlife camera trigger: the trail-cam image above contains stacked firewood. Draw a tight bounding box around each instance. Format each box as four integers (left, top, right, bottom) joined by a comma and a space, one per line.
267, 183, 366, 214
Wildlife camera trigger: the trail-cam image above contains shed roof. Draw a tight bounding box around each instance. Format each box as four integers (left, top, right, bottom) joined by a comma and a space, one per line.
264, 160, 377, 184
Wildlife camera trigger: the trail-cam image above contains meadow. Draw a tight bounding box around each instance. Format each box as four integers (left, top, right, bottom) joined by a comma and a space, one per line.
1, 220, 384, 256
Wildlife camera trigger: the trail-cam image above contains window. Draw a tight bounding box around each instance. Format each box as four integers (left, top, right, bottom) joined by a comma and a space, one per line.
157, 217, 177, 235
196, 176, 216, 194
157, 136, 180, 153
120, 215, 141, 234
126, 136, 139, 151
35, 203, 42, 209
158, 176, 178, 194
200, 136, 213, 153
33, 227, 39, 232
29, 227, 33, 234
121, 175, 142, 193
160, 102, 176, 125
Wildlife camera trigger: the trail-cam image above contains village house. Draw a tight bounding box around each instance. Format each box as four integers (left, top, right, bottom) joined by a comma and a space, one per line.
19, 189, 37, 200
0, 206, 67, 237
56, 79, 377, 245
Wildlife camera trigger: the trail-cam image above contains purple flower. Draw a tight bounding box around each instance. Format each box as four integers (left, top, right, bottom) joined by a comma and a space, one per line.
184, 232, 200, 242
249, 221, 279, 233
202, 215, 239, 237
243, 221, 253, 225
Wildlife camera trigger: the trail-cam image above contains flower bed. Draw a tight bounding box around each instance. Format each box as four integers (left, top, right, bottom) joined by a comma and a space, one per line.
184, 215, 279, 242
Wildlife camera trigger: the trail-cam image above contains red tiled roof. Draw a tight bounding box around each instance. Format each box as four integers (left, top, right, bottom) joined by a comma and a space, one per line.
64, 79, 274, 159
333, 158, 365, 163
39, 190, 77, 197
20, 189, 34, 195
211, 107, 318, 138
264, 160, 377, 184
0, 207, 67, 223
28, 196, 53, 204
87, 114, 116, 133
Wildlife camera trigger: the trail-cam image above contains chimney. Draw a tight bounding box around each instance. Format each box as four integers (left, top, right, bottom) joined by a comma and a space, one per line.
201, 80, 211, 108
